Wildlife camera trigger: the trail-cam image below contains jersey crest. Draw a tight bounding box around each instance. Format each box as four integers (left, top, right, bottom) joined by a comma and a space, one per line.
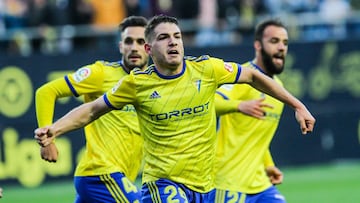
73, 66, 91, 83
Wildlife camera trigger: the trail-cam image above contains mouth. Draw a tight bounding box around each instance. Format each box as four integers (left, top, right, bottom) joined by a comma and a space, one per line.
273, 53, 284, 64
168, 49, 179, 56
128, 54, 141, 61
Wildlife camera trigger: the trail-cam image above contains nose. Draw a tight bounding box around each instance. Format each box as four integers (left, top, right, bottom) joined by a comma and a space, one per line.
278, 42, 286, 51
169, 36, 178, 46
130, 42, 141, 51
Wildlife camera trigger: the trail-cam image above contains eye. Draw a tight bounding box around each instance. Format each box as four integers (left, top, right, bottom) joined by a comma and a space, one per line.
270, 38, 279, 44
175, 34, 181, 39
124, 38, 134, 45
136, 39, 145, 45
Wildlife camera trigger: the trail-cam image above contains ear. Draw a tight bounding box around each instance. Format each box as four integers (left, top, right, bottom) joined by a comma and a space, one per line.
254, 40, 261, 51
144, 43, 151, 54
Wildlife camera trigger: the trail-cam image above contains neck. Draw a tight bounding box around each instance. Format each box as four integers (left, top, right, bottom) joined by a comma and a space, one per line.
251, 58, 273, 77
155, 62, 183, 76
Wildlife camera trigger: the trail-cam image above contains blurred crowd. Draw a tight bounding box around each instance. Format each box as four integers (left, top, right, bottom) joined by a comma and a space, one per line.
1, 0, 359, 56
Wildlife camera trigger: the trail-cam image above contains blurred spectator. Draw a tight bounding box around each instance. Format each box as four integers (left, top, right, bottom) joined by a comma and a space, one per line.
125, 0, 142, 16
195, 0, 219, 46
27, 0, 52, 27
319, 0, 350, 22
262, 0, 283, 15
173, 0, 199, 19
4, 0, 29, 30
69, 0, 94, 25
49, 0, 71, 26
7, 30, 32, 56
318, 0, 351, 39
149, 0, 175, 16
283, 0, 319, 13
90, 0, 126, 30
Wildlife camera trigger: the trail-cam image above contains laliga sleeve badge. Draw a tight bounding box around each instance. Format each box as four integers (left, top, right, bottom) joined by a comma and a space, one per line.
73, 67, 91, 83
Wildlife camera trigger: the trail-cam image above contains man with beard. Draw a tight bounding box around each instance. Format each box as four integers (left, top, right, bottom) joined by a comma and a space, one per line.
34, 15, 314, 202
35, 16, 148, 202
214, 19, 289, 203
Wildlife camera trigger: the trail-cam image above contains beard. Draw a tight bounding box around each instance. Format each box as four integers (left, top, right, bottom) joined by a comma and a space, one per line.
261, 47, 284, 75
123, 58, 147, 71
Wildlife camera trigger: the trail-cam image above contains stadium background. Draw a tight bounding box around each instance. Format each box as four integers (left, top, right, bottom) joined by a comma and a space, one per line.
0, 0, 360, 202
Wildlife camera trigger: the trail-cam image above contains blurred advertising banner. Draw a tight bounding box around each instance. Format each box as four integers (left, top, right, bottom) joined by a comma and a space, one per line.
1, 40, 359, 187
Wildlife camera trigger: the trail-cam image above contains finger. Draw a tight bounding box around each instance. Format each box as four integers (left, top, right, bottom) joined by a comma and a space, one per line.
299, 119, 308, 135
305, 120, 314, 133
260, 103, 274, 109
257, 97, 266, 102
34, 128, 49, 136
252, 110, 265, 119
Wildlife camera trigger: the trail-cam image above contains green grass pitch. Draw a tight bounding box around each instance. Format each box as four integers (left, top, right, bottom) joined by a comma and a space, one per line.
1, 161, 360, 203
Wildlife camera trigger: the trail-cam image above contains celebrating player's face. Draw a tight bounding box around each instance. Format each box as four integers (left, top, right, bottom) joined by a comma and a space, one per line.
148, 23, 184, 72
260, 26, 288, 75
120, 26, 149, 70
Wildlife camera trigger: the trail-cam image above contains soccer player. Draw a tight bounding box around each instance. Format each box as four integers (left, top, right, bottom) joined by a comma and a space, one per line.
0, 187, 3, 198
34, 15, 315, 203
214, 19, 292, 203
35, 16, 149, 202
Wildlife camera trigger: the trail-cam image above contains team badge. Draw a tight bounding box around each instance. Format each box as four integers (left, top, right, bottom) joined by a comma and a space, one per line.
224, 62, 233, 73
73, 67, 91, 82
193, 79, 201, 92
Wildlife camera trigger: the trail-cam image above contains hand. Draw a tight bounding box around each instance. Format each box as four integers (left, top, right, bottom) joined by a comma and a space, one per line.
295, 106, 316, 135
41, 143, 58, 162
266, 166, 283, 185
34, 127, 55, 147
238, 97, 274, 119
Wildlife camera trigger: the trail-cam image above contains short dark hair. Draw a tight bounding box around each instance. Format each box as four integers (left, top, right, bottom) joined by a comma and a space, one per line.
145, 15, 179, 42
254, 19, 287, 42
118, 16, 148, 33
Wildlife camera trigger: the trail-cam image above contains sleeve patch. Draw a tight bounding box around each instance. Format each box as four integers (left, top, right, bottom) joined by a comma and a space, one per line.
73, 67, 91, 83
224, 62, 234, 73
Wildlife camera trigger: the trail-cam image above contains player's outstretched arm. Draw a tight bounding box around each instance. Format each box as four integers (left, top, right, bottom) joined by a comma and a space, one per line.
34, 96, 111, 147
237, 68, 315, 134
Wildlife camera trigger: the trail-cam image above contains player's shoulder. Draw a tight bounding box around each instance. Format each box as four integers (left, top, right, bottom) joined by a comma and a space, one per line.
93, 60, 122, 68
131, 64, 156, 76
240, 61, 253, 68
184, 55, 211, 62
184, 55, 225, 63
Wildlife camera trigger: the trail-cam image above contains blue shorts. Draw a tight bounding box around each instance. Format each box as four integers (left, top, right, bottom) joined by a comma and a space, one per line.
142, 178, 215, 203
215, 186, 286, 203
74, 172, 141, 203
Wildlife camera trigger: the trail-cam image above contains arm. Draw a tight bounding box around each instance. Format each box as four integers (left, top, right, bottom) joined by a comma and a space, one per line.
264, 149, 283, 185
214, 93, 241, 116
36, 78, 74, 162
36, 78, 74, 127
238, 68, 315, 134
34, 96, 112, 147
216, 97, 274, 118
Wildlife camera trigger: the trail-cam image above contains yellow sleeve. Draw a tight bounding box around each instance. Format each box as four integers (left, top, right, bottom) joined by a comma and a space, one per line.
264, 149, 275, 167
35, 77, 73, 127
214, 92, 242, 116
